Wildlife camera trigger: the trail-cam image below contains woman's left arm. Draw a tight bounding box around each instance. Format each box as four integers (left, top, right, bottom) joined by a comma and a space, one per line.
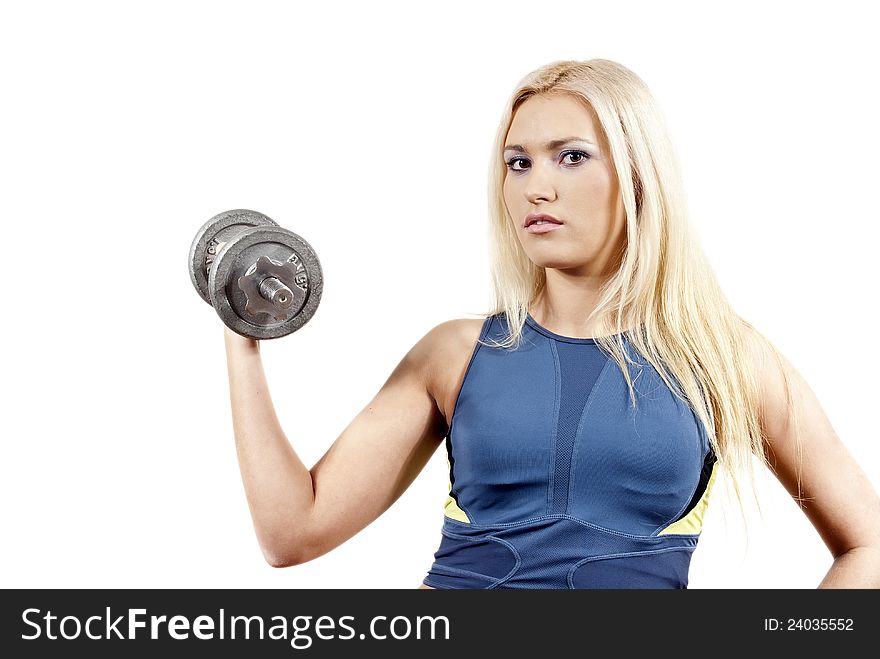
747, 327, 880, 587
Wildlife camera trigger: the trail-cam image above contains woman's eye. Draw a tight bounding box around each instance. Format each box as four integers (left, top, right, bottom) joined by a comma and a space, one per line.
506, 157, 528, 171
562, 150, 590, 165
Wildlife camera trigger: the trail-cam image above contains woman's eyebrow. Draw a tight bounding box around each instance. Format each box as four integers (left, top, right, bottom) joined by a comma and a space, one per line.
503, 137, 596, 153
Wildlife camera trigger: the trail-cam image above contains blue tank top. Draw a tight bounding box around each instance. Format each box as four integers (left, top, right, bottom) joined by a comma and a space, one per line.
423, 311, 717, 589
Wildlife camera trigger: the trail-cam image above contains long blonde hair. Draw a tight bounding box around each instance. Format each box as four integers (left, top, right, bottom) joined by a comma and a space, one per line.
482, 58, 804, 528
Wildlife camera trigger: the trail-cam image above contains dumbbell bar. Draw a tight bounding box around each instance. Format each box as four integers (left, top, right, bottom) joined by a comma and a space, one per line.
189, 209, 323, 339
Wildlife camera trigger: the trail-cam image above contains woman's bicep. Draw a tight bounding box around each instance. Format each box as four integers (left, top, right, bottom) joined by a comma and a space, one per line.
296, 327, 448, 563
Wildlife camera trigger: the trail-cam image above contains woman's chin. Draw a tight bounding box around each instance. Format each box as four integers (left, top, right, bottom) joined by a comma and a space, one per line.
530, 258, 585, 271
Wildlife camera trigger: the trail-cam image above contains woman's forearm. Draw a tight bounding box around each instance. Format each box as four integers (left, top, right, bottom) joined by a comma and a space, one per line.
817, 546, 880, 588
223, 327, 315, 566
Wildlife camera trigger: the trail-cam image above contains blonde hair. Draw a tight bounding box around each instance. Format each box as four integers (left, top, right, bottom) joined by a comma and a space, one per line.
481, 58, 804, 529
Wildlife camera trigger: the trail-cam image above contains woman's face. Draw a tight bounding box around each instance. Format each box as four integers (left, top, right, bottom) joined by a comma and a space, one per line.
502, 93, 625, 277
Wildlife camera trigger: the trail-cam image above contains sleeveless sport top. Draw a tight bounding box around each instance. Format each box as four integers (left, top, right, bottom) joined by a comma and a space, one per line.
423, 312, 717, 589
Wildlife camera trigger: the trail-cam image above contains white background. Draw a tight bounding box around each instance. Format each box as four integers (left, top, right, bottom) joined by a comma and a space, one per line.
1, 0, 877, 590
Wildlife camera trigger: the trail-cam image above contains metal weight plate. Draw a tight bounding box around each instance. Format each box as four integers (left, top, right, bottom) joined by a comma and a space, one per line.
188, 209, 278, 305
208, 226, 323, 340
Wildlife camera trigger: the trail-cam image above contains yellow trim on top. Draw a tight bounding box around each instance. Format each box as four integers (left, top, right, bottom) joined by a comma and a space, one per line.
657, 462, 718, 536
444, 493, 470, 522
442, 451, 470, 522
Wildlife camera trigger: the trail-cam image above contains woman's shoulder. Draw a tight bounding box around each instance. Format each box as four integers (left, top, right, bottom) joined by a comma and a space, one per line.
421, 316, 490, 360
411, 317, 489, 415
401, 316, 489, 378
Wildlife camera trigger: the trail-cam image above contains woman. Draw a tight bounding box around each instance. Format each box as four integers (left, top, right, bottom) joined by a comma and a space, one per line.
222, 58, 880, 588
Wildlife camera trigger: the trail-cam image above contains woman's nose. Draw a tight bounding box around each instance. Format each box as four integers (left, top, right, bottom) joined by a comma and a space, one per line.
525, 160, 557, 203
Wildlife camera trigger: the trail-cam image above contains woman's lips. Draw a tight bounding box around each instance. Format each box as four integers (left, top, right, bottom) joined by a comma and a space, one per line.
526, 222, 563, 234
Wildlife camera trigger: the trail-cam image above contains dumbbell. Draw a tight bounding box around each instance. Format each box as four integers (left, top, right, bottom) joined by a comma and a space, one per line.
189, 209, 323, 339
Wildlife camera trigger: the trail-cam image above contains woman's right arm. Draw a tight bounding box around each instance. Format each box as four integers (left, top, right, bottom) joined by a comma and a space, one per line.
222, 322, 451, 567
